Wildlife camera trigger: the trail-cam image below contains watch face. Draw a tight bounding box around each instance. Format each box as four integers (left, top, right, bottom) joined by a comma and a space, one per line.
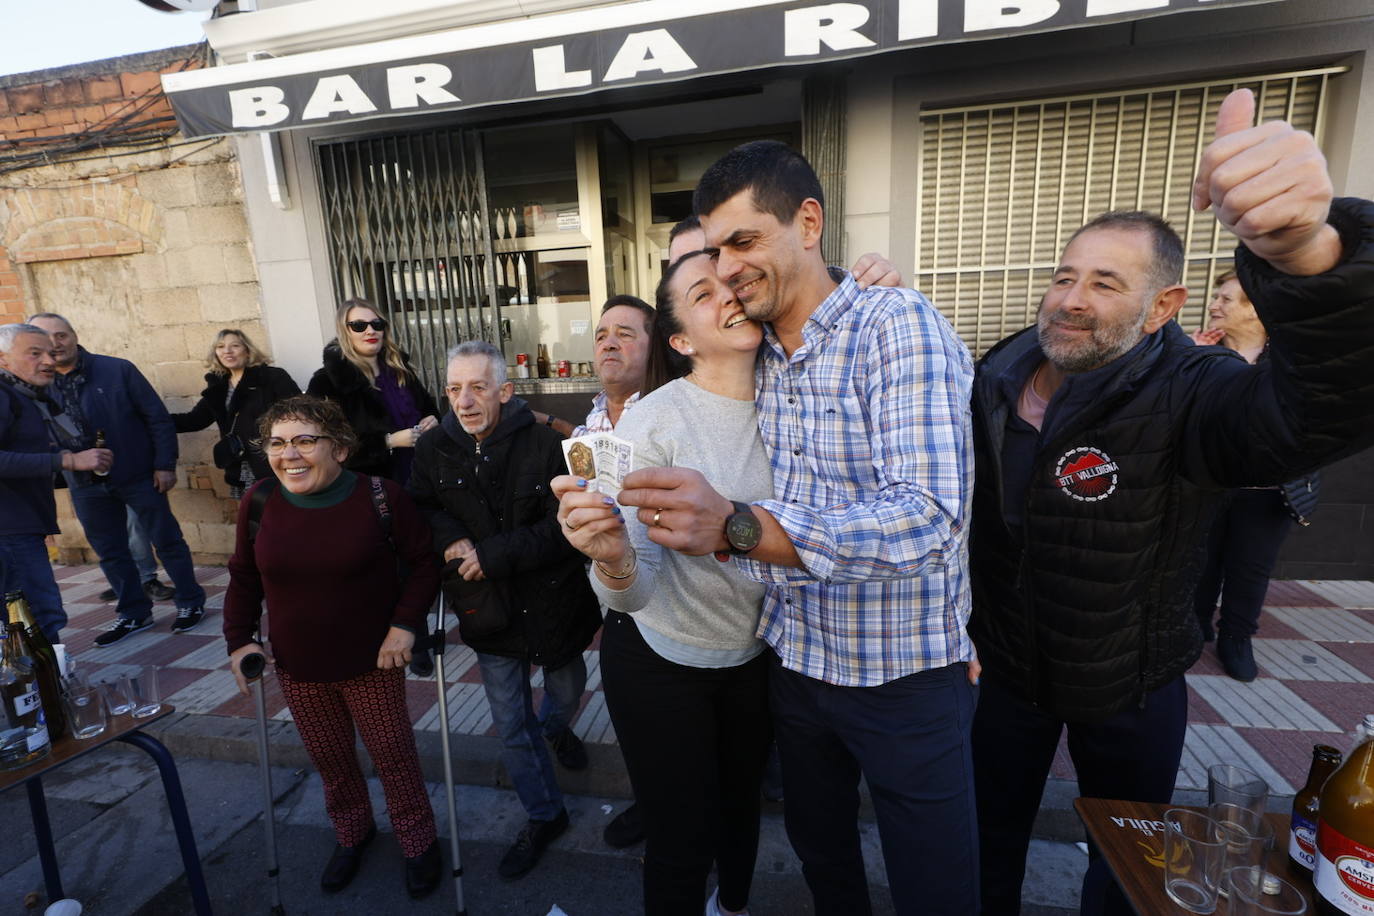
726, 510, 762, 552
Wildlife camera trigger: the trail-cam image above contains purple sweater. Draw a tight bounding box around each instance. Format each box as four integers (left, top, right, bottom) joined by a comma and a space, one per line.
223, 473, 439, 682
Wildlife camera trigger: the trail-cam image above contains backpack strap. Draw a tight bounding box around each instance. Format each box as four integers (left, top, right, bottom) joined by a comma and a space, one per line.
246, 477, 280, 544
368, 475, 393, 547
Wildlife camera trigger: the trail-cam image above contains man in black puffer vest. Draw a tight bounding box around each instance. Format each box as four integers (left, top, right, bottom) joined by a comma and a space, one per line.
970, 89, 1374, 915
408, 340, 600, 883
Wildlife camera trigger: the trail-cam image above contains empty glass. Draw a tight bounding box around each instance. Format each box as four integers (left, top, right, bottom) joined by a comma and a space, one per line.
97, 677, 134, 716
1208, 763, 1269, 818
1164, 808, 1228, 914
64, 685, 107, 740
128, 666, 161, 718
1225, 866, 1308, 915
1209, 802, 1275, 895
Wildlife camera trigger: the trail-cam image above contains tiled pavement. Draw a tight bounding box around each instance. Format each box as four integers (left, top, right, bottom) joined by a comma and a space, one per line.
54, 565, 1374, 798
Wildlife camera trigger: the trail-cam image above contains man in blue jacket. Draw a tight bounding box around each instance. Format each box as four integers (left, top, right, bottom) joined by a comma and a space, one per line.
0, 323, 111, 641
29, 313, 206, 645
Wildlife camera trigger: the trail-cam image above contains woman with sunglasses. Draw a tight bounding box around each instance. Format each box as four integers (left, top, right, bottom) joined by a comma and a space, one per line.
307, 300, 440, 485
553, 250, 773, 916
224, 395, 443, 899
173, 328, 300, 498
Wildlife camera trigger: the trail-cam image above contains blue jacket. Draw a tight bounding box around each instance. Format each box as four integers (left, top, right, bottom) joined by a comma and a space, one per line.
59, 349, 178, 489
0, 379, 62, 536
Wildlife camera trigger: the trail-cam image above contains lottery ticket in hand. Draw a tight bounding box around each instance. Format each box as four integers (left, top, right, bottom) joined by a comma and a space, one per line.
562, 433, 634, 494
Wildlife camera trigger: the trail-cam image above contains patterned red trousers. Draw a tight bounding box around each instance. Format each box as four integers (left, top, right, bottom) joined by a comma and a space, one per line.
277, 665, 437, 857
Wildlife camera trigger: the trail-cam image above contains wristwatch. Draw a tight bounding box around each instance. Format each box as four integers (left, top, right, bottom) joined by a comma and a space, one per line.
723, 500, 762, 555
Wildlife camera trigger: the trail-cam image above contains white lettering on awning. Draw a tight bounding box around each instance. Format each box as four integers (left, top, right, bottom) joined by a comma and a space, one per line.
785, 4, 878, 56
602, 29, 697, 82
229, 86, 291, 128
897, 0, 939, 40
302, 75, 379, 121
386, 63, 461, 109
532, 45, 594, 91
965, 0, 1059, 32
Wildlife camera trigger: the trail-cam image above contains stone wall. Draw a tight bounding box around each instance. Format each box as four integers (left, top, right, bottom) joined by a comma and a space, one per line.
0, 47, 265, 564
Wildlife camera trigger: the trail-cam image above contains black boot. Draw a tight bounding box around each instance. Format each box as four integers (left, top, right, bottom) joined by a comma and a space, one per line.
405, 839, 442, 899
320, 825, 376, 893
1217, 635, 1257, 682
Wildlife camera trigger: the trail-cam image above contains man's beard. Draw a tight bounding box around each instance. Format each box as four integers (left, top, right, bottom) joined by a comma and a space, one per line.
1037, 300, 1149, 373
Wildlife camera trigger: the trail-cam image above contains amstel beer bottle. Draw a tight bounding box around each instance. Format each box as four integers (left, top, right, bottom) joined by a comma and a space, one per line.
93, 429, 109, 477
1315, 714, 1374, 914
0, 616, 51, 770
1292, 744, 1344, 878
5, 591, 66, 741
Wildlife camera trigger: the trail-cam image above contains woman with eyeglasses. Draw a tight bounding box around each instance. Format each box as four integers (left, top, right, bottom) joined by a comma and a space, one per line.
223, 394, 443, 900
306, 300, 440, 485
172, 328, 300, 498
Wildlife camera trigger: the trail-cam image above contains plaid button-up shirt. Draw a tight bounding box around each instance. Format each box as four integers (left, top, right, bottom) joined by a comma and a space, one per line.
573, 389, 641, 437
737, 275, 976, 687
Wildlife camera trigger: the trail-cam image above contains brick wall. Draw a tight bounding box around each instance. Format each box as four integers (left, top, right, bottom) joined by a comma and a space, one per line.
1, 47, 265, 564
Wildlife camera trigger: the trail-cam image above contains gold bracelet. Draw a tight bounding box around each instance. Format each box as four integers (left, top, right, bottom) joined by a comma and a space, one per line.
596, 549, 637, 580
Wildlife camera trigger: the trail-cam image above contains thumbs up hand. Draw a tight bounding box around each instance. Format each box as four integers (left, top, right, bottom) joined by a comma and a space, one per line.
1192, 88, 1339, 276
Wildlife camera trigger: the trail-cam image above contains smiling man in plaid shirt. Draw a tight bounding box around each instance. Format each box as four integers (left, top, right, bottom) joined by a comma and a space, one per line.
617, 140, 979, 916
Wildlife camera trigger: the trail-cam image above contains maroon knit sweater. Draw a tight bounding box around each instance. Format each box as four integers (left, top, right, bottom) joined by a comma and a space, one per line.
223, 473, 440, 682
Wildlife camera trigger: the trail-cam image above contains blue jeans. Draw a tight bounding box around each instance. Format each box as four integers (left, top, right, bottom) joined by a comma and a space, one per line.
68, 478, 205, 623
126, 506, 158, 581
475, 651, 586, 822
0, 534, 66, 642
770, 654, 980, 916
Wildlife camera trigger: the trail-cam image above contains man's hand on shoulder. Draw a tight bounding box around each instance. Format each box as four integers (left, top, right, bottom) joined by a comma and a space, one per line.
849, 252, 902, 290
1192, 88, 1340, 276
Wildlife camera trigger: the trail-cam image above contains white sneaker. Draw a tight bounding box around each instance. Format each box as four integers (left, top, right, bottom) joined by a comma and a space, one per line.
705, 887, 750, 916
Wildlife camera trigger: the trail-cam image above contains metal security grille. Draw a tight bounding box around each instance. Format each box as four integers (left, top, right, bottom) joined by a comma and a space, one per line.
315, 129, 500, 397
915, 68, 1344, 356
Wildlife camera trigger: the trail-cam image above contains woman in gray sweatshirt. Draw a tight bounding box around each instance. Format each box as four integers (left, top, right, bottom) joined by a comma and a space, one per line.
554, 250, 772, 916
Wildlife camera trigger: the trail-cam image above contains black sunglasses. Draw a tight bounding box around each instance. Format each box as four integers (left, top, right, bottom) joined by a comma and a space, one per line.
346, 318, 388, 333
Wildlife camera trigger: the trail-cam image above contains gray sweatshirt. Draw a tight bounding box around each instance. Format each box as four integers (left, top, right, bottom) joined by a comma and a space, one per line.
590, 378, 774, 665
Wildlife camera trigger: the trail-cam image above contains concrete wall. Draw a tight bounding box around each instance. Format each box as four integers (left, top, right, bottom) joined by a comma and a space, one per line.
0, 48, 271, 564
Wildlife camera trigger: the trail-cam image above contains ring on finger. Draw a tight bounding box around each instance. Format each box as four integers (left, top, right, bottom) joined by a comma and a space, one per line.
652, 510, 663, 527
566, 516, 579, 531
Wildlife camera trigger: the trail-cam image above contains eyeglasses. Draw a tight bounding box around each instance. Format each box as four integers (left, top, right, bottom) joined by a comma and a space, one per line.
346, 318, 388, 333
261, 434, 332, 456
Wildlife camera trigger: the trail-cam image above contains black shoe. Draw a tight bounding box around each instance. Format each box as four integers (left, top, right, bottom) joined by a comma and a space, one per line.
409, 647, 434, 678
547, 727, 588, 771
98, 587, 117, 603
602, 802, 644, 849
170, 606, 205, 634
93, 617, 155, 647
143, 578, 176, 601
321, 825, 376, 893
404, 839, 442, 899
498, 809, 568, 880
1217, 635, 1258, 682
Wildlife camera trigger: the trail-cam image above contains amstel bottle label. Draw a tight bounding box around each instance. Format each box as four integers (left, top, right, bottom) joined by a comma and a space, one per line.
1316, 821, 1374, 914
1291, 813, 1319, 871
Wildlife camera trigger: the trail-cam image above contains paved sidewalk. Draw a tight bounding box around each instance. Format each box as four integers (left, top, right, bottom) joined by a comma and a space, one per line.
56, 564, 1374, 800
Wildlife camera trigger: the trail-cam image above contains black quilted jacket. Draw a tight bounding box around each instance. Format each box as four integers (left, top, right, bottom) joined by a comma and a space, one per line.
969, 197, 1374, 722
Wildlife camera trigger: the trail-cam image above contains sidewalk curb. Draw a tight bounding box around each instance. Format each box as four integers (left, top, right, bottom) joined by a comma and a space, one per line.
130, 711, 1290, 845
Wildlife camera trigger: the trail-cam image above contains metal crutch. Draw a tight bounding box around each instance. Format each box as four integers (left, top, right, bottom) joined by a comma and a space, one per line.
240, 650, 285, 916
418, 599, 467, 915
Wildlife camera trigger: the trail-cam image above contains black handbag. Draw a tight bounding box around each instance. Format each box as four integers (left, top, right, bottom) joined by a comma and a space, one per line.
212, 433, 246, 468
442, 559, 512, 640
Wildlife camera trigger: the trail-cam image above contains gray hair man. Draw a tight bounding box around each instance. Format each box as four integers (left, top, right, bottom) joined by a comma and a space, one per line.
407, 340, 602, 881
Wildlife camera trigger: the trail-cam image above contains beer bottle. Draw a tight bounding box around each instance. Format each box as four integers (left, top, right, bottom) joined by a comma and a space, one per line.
1291, 744, 1343, 878
0, 616, 51, 770
5, 591, 66, 741
93, 429, 109, 477
536, 344, 551, 379
1314, 714, 1374, 914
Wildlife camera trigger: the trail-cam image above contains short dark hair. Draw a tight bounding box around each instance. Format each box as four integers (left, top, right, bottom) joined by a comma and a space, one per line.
668, 214, 700, 244
599, 295, 655, 335
692, 141, 824, 226
1068, 211, 1185, 295
256, 394, 359, 455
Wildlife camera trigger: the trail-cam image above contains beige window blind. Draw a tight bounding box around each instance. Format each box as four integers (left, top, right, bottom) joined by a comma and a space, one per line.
915, 68, 1344, 356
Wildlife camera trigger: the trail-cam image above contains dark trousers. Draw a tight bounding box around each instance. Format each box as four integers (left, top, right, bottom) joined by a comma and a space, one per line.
972, 675, 1188, 915
1194, 489, 1293, 638
599, 612, 772, 916
770, 653, 979, 916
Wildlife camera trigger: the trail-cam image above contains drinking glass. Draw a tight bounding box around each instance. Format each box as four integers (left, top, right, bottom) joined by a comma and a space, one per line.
1163, 808, 1228, 914
1209, 802, 1274, 895
97, 677, 134, 716
128, 665, 161, 718
1208, 763, 1269, 817
1225, 866, 1308, 915
64, 685, 107, 739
